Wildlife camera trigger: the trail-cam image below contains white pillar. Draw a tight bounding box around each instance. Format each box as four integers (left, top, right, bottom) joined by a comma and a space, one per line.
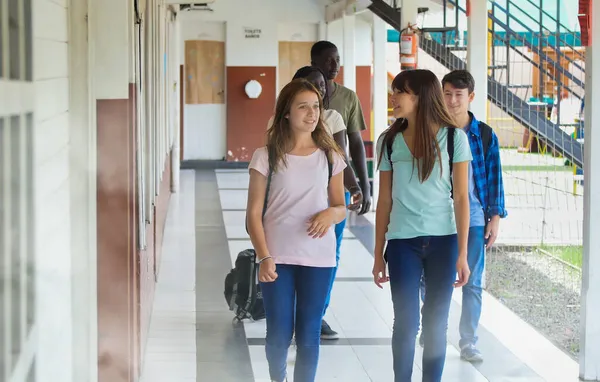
579, 3, 600, 379
401, 0, 419, 31
372, 16, 388, 210
342, 13, 356, 91
466, 0, 488, 120
68, 0, 98, 379
318, 21, 327, 41
171, 12, 181, 193
373, 17, 388, 144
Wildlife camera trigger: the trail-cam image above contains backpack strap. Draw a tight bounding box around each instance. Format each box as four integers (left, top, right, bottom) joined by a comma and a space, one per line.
262, 168, 272, 218
326, 150, 333, 183
478, 121, 493, 159
447, 127, 455, 198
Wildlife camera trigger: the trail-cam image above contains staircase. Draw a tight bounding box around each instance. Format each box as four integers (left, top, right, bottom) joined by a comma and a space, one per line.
368, 0, 584, 169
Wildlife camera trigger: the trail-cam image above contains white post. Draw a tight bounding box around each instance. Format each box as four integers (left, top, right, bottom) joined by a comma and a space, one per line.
372, 16, 388, 145
579, 3, 600, 379
342, 13, 356, 91
372, 16, 388, 210
401, 0, 419, 35
318, 21, 327, 41
171, 12, 180, 193
68, 0, 98, 379
466, 0, 488, 121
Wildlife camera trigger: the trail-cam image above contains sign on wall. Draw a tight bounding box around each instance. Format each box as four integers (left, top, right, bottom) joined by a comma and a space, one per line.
244, 27, 262, 39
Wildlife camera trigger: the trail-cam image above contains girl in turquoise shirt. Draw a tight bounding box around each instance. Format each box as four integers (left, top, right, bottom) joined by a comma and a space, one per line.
372, 70, 472, 382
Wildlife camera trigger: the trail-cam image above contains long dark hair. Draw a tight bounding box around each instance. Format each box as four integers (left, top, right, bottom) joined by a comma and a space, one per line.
267, 79, 343, 172
378, 69, 458, 182
292, 66, 330, 109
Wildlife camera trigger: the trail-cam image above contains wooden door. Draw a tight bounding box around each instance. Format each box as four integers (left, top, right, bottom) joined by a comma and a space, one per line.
184, 40, 225, 104
278, 41, 314, 92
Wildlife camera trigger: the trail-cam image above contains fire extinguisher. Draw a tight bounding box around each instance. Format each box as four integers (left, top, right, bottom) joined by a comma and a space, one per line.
399, 23, 419, 71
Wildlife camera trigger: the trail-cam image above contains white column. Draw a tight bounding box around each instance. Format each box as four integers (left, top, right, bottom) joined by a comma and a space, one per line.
580, 3, 600, 379
401, 0, 419, 31
372, 16, 388, 210
342, 13, 356, 91
372, 16, 388, 144
318, 21, 327, 41
466, 0, 488, 120
171, 11, 181, 193
68, 0, 98, 379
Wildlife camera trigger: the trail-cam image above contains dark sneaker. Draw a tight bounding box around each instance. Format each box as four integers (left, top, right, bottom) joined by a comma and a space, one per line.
320, 319, 339, 340
460, 344, 484, 362
418, 333, 424, 347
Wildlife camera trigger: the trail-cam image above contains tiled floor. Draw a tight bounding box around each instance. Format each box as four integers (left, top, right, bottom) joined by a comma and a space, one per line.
141, 169, 580, 382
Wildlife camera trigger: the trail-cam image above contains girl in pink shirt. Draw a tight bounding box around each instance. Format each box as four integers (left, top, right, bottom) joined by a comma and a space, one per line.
246, 79, 347, 382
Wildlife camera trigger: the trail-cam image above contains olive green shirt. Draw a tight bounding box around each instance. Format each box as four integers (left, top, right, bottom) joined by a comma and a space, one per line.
328, 82, 367, 135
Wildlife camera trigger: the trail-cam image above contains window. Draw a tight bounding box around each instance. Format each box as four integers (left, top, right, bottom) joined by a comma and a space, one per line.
0, 0, 35, 380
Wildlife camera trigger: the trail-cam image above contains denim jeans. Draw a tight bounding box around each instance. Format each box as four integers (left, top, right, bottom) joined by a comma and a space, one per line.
323, 190, 351, 314
419, 226, 485, 349
459, 226, 485, 348
260, 264, 335, 382
386, 235, 458, 382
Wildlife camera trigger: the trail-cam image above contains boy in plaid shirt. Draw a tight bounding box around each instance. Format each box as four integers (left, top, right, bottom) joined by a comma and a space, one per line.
421, 70, 507, 362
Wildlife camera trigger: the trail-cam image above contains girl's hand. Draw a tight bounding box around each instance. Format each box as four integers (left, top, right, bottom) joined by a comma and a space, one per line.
307, 209, 335, 238
372, 256, 389, 289
454, 255, 470, 288
258, 258, 278, 283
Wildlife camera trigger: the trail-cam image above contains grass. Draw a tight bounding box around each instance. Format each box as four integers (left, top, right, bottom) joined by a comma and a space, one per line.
539, 245, 583, 269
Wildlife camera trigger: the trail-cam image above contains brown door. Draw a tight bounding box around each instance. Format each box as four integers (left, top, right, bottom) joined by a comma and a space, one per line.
278, 41, 314, 92
184, 40, 225, 105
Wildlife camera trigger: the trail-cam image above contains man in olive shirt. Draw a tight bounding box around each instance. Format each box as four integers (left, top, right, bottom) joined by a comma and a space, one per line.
311, 40, 372, 340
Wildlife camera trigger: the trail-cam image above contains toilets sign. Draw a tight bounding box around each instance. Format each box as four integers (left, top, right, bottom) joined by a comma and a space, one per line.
244, 27, 262, 39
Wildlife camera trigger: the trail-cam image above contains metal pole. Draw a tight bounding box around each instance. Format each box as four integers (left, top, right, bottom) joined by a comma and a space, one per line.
537, 0, 544, 100
506, 0, 511, 85
555, 0, 561, 126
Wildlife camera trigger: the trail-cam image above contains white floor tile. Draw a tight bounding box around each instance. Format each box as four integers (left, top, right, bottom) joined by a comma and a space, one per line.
249, 345, 372, 382
218, 189, 248, 210
336, 240, 375, 278
217, 171, 250, 189
328, 282, 392, 338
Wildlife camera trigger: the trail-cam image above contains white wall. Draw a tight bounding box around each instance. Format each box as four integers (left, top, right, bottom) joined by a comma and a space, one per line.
33, 0, 73, 381
178, 0, 325, 160
327, 16, 373, 67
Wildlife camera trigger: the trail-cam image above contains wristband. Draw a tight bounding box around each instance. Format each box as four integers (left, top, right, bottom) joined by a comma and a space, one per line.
257, 256, 272, 264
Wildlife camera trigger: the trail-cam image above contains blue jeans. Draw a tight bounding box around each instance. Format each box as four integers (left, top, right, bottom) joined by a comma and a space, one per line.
387, 235, 458, 382
323, 190, 351, 314
419, 226, 485, 349
260, 265, 335, 382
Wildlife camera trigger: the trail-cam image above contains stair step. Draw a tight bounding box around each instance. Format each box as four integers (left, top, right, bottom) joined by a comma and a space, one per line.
506, 84, 534, 89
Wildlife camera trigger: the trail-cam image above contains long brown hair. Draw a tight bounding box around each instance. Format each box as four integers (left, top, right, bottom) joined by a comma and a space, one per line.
266, 79, 343, 172
378, 69, 458, 182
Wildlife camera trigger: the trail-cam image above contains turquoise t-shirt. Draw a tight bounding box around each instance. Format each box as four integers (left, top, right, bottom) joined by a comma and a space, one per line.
377, 127, 473, 240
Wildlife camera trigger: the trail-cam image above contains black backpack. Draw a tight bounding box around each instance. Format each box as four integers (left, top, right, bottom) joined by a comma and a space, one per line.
224, 248, 265, 322
225, 150, 333, 322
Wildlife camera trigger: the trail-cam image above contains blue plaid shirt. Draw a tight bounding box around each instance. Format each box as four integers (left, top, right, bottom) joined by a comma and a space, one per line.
465, 113, 507, 219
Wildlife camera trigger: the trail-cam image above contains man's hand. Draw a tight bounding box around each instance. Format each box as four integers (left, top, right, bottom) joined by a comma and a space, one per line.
358, 187, 372, 215
485, 215, 500, 248
347, 186, 362, 211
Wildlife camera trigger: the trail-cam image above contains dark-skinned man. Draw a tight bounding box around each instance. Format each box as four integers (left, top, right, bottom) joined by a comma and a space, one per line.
310, 40, 372, 340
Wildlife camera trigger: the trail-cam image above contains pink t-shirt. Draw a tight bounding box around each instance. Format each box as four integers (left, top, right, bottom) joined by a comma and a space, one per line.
249, 147, 346, 268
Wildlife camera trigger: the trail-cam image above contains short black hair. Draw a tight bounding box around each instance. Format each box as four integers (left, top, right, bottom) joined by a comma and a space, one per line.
310, 40, 338, 61
442, 70, 475, 94
292, 66, 330, 109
